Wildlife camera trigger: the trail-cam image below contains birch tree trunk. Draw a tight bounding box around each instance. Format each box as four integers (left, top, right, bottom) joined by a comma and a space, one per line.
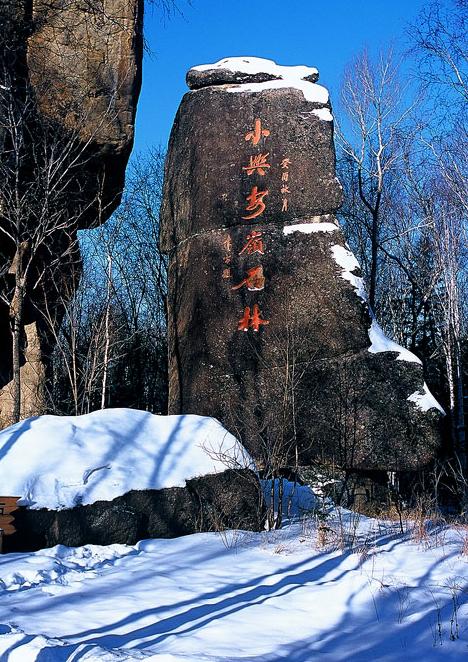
100, 253, 112, 410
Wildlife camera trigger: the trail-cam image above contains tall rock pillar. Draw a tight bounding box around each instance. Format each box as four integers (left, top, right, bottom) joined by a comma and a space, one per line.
161, 57, 442, 472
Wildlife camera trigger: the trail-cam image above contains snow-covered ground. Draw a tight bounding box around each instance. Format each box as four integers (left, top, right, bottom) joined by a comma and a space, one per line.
0, 411, 464, 660
1, 494, 467, 661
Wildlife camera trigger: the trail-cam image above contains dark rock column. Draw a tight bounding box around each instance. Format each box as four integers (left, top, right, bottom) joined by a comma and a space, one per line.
0, 0, 143, 425
161, 57, 443, 472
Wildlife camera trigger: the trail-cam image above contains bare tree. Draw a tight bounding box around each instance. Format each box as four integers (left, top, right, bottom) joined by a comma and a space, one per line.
336, 48, 416, 311
431, 195, 467, 468
42, 148, 168, 417
411, 0, 468, 106
0, 30, 129, 422
223, 309, 316, 529
333, 1, 467, 501
0, 84, 86, 421
410, 0, 467, 218
409, 0, 467, 469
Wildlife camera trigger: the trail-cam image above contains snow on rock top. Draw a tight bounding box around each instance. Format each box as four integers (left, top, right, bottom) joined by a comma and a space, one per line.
187, 56, 329, 106
331, 244, 367, 301
310, 107, 333, 121
367, 320, 422, 364
284, 222, 339, 235
224, 77, 329, 105
191, 56, 319, 81
0, 409, 253, 511
329, 242, 442, 410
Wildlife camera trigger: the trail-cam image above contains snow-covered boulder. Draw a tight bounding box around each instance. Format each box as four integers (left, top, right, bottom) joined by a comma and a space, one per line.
0, 409, 262, 551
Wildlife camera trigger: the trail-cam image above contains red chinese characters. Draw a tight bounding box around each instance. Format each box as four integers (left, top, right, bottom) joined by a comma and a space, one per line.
222, 233, 232, 279
237, 304, 269, 332
245, 118, 270, 146
242, 186, 269, 220
231, 266, 265, 292
239, 231, 264, 256
223, 235, 232, 253
224, 124, 293, 331
281, 157, 291, 212
231, 118, 274, 332
242, 153, 271, 176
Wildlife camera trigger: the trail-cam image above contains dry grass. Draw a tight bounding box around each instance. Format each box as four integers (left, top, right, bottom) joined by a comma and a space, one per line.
453, 524, 468, 555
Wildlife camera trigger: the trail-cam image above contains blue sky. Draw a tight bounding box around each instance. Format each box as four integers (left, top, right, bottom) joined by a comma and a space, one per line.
135, 0, 428, 152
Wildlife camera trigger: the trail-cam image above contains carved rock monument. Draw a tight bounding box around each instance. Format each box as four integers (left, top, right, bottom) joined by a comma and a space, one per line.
161, 57, 443, 472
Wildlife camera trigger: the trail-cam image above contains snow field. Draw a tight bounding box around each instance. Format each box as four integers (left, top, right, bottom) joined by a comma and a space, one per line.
0, 496, 467, 661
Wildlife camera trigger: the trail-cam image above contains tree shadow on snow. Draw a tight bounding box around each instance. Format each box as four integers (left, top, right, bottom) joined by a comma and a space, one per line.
5, 526, 467, 661
39, 549, 360, 658
79, 412, 208, 503
0, 417, 38, 463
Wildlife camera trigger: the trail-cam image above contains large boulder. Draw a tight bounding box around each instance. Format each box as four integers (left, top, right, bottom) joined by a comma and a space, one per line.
0, 409, 263, 551
160, 57, 443, 472
5, 470, 263, 552
0, 0, 143, 426
27, 0, 143, 225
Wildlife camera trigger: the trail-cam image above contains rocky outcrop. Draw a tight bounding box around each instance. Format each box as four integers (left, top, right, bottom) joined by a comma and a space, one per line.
4, 469, 263, 552
27, 0, 143, 225
161, 57, 443, 472
0, 0, 143, 425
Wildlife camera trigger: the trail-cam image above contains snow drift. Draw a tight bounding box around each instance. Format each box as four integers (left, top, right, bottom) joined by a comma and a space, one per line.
0, 409, 252, 511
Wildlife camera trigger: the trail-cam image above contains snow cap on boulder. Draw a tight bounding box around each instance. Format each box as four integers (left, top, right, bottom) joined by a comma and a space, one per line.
0, 409, 253, 510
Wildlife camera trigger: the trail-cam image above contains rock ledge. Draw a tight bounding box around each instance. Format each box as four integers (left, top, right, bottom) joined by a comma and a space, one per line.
187, 56, 320, 89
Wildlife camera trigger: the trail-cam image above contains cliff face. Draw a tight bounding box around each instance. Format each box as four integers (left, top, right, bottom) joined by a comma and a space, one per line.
0, 0, 143, 425
28, 0, 143, 221
161, 57, 443, 472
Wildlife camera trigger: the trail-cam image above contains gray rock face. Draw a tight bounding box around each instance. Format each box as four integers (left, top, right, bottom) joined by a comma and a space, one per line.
161, 57, 443, 472
4, 469, 263, 552
161, 77, 341, 251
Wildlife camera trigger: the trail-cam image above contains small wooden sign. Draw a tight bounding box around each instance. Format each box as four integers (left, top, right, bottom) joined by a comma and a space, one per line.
0, 497, 19, 537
